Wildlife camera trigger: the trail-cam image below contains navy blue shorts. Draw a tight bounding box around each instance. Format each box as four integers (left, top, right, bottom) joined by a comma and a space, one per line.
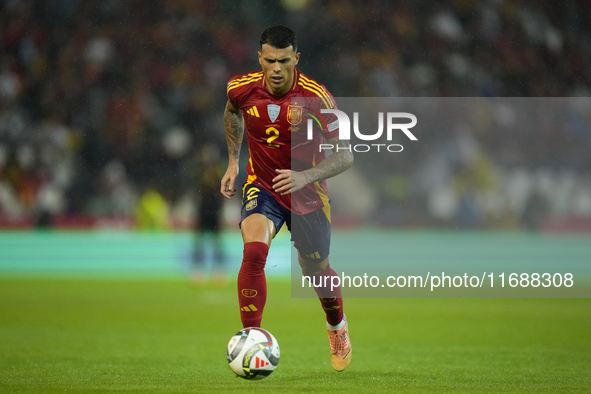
240, 183, 331, 262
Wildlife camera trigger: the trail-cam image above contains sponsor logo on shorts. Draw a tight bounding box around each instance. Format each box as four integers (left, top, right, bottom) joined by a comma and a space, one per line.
305, 251, 322, 260
246, 199, 257, 211
242, 289, 258, 298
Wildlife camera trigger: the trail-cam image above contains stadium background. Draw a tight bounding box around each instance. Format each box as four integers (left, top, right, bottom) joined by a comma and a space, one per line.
1, 0, 591, 233
1, 0, 590, 392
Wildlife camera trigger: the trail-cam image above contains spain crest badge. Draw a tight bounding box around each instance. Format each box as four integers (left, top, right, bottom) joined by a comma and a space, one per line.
287, 105, 302, 125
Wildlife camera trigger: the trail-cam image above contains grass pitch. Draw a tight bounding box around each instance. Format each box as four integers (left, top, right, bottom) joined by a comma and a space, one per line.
0, 277, 590, 393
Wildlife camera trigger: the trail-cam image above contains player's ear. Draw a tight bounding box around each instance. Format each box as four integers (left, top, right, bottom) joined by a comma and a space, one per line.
258, 51, 262, 65
294, 52, 300, 65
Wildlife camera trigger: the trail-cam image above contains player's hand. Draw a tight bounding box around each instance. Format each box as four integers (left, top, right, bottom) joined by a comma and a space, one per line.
220, 165, 239, 199
272, 169, 307, 195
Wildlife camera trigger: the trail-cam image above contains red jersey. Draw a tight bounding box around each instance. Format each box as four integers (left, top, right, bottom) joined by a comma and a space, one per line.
227, 68, 339, 215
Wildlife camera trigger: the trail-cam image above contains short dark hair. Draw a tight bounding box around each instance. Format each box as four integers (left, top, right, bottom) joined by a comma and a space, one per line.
260, 26, 297, 52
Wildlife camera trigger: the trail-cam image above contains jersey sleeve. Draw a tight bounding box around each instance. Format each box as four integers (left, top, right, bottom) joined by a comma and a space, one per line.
318, 86, 340, 140
227, 71, 264, 110
226, 77, 243, 109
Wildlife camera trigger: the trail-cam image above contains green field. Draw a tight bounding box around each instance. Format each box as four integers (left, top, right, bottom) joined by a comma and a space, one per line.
1, 276, 590, 393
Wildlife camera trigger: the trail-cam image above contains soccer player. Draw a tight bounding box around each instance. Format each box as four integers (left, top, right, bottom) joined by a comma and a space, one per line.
220, 26, 354, 372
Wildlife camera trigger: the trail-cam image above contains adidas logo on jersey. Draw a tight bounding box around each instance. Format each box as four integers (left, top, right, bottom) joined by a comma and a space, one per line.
246, 106, 260, 117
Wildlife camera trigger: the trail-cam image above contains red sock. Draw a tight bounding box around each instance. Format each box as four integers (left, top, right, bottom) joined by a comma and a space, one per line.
237, 242, 269, 328
311, 264, 344, 326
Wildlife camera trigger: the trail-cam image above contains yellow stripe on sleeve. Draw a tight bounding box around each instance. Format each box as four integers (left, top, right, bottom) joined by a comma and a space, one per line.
300, 75, 335, 108
228, 76, 263, 92
228, 72, 263, 86
298, 78, 332, 107
298, 82, 332, 109
228, 74, 262, 88
299, 75, 325, 91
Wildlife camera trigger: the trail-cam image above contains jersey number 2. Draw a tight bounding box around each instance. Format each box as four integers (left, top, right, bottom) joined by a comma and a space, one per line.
265, 127, 280, 148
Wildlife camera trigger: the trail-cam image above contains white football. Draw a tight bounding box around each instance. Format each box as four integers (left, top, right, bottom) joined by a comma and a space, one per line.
226, 327, 280, 379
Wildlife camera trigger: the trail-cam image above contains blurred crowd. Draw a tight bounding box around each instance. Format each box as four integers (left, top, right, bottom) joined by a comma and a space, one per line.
332, 97, 591, 230
0, 0, 590, 229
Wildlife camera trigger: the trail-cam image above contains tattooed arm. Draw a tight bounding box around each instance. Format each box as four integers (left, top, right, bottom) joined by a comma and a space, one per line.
272, 136, 354, 195
220, 100, 245, 199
